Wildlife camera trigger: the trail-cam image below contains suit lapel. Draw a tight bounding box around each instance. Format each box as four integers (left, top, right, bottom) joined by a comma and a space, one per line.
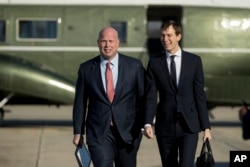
91, 56, 107, 99
112, 54, 124, 103
178, 51, 189, 88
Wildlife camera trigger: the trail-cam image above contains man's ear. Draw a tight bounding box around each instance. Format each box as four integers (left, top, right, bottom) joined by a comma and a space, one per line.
177, 34, 182, 42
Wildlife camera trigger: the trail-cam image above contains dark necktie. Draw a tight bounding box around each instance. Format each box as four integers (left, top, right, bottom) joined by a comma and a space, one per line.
106, 61, 115, 103
170, 55, 177, 88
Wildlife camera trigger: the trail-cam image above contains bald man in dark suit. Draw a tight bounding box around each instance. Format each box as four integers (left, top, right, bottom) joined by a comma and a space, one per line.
72, 27, 145, 167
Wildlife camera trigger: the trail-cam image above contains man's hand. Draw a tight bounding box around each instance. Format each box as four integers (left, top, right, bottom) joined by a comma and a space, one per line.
203, 128, 212, 141
73, 134, 83, 147
143, 126, 154, 139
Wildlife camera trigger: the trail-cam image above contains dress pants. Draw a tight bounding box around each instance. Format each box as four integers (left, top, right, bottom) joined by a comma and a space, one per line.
88, 126, 141, 167
156, 112, 199, 167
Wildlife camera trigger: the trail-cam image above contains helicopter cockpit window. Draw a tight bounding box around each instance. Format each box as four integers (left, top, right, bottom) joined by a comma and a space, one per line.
0, 20, 5, 42
17, 19, 58, 41
110, 21, 127, 43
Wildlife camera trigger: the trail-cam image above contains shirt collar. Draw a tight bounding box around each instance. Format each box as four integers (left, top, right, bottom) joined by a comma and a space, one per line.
100, 53, 119, 67
166, 47, 182, 58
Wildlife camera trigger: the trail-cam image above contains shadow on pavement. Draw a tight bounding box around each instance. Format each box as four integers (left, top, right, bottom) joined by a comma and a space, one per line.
215, 162, 229, 167
211, 121, 241, 127
1, 119, 72, 127
193, 162, 228, 167
2, 120, 241, 128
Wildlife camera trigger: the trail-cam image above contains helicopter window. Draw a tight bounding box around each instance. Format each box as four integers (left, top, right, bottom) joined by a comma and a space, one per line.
0, 20, 5, 42
110, 21, 127, 43
18, 19, 57, 41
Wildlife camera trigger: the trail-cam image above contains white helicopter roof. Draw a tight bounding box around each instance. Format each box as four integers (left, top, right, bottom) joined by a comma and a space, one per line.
0, 0, 250, 9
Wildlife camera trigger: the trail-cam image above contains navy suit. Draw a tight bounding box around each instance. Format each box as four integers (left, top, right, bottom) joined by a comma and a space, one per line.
145, 50, 211, 167
73, 53, 145, 167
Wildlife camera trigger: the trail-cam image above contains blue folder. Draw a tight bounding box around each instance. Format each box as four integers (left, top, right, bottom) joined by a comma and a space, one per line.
75, 143, 91, 167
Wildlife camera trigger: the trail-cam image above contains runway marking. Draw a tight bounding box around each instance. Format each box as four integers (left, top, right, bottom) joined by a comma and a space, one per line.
35, 127, 45, 167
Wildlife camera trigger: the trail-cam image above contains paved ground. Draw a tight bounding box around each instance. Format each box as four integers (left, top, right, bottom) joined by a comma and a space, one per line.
0, 105, 249, 167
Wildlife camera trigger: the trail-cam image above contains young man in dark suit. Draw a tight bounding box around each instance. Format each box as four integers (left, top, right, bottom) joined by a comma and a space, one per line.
72, 27, 145, 167
143, 20, 212, 167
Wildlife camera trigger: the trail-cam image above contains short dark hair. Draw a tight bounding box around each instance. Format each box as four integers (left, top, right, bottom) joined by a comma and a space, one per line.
160, 20, 182, 35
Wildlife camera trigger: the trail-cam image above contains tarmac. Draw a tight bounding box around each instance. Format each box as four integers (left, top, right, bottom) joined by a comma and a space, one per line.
0, 105, 249, 167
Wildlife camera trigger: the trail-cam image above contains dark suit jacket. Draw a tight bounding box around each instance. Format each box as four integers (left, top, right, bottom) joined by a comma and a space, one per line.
145, 50, 211, 136
73, 53, 145, 146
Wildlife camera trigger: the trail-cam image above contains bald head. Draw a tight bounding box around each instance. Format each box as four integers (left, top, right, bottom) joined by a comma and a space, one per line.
98, 27, 119, 40
97, 27, 120, 60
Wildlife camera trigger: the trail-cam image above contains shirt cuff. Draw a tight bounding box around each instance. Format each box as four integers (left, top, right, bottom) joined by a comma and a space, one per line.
144, 124, 152, 128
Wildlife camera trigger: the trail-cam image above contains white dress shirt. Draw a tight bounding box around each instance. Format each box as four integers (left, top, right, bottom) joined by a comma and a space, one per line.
100, 54, 119, 92
166, 48, 182, 86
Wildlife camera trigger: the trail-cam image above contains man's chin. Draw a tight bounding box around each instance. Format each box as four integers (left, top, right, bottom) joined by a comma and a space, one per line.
163, 46, 170, 51
165, 49, 171, 52
102, 54, 115, 59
